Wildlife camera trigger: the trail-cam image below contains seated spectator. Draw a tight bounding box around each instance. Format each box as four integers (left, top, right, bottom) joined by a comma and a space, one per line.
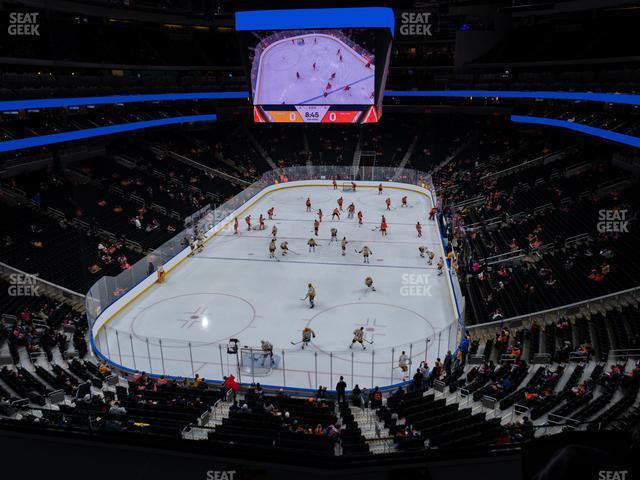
370, 386, 382, 408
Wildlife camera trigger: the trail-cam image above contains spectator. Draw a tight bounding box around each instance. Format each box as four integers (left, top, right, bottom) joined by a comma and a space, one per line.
336, 376, 347, 403
109, 401, 127, 416
222, 374, 238, 401
443, 350, 452, 377
370, 387, 382, 408
351, 384, 362, 407
413, 368, 424, 392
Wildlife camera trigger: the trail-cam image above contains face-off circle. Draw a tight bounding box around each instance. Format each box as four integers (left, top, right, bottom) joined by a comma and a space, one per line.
129, 293, 256, 348
304, 302, 436, 362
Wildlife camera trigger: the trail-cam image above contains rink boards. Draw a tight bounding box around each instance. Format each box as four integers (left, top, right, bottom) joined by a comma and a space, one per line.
91, 180, 461, 391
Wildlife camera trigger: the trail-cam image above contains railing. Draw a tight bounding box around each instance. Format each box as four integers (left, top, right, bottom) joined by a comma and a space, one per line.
0, 261, 85, 306
479, 148, 572, 183
466, 286, 640, 336
86, 165, 465, 393
164, 149, 251, 187
607, 348, 640, 364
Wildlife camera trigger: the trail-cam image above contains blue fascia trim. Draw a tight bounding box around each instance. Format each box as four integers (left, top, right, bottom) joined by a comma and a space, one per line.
0, 114, 217, 153
2, 90, 639, 113
384, 90, 640, 106
235, 7, 395, 36
511, 114, 640, 149
0, 92, 248, 112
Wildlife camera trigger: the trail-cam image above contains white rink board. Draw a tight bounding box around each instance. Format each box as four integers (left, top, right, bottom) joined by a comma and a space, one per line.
95, 181, 458, 391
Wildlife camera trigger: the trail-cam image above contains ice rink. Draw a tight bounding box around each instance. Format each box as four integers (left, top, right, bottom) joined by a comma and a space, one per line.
254, 33, 375, 105
95, 182, 459, 391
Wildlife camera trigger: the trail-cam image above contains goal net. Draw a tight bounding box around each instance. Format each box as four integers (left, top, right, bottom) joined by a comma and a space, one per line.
239, 347, 280, 377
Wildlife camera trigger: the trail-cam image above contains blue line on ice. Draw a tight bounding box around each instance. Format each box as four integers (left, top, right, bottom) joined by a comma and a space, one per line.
299, 74, 375, 104
195, 255, 440, 270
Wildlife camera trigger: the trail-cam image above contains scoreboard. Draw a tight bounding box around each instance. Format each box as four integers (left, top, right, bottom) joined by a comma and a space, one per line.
236, 8, 393, 124
253, 105, 379, 123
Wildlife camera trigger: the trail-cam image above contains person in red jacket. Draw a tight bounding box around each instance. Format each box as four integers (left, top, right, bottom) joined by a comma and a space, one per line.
223, 374, 238, 401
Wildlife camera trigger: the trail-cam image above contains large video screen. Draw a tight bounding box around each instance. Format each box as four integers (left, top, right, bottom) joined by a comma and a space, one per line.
239, 28, 391, 123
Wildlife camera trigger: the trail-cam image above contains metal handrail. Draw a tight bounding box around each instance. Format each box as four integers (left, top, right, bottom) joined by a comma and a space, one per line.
466, 286, 640, 332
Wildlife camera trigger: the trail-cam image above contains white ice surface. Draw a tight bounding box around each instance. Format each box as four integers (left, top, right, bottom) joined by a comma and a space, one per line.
254, 33, 374, 106
96, 183, 458, 391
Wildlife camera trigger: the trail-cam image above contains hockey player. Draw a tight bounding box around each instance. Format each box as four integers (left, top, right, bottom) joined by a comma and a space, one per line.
341, 237, 348, 256
280, 241, 289, 256
261, 340, 274, 367
312, 62, 316, 71
301, 326, 316, 349
398, 351, 409, 380
313, 219, 320, 236
343, 84, 350, 92
401, 196, 408, 208
385, 197, 391, 211
259, 214, 265, 230
351, 181, 357, 191
306, 197, 312, 212
378, 183, 383, 195
196, 231, 205, 252
357, 210, 363, 225
358, 245, 372, 263
245, 215, 251, 231
325, 81, 332, 91
350, 326, 366, 350
365, 276, 376, 292
427, 249, 435, 265
332, 208, 340, 220
318, 208, 323, 222
233, 217, 239, 235
337, 196, 343, 211
330, 227, 338, 243
416, 222, 422, 238
267, 207, 274, 220
156, 264, 166, 283
271, 225, 278, 238
332, 178, 337, 190
308, 237, 317, 252
429, 207, 437, 221
296, 71, 301, 80
188, 236, 196, 256
269, 239, 277, 259
380, 218, 388, 237
330, 72, 336, 80
304, 283, 316, 309
418, 246, 426, 258
347, 203, 355, 219
437, 257, 445, 276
